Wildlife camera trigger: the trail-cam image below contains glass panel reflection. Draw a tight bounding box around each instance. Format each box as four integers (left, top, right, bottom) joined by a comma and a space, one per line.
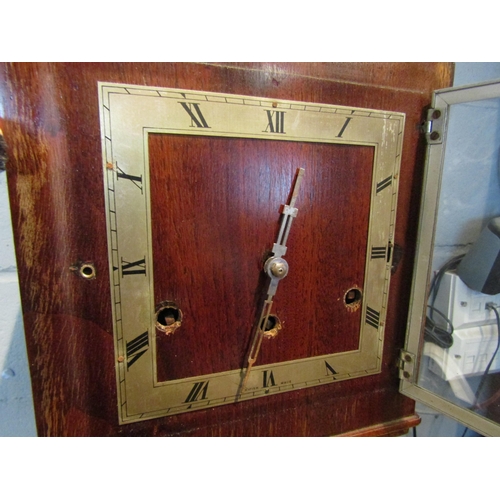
417, 97, 500, 428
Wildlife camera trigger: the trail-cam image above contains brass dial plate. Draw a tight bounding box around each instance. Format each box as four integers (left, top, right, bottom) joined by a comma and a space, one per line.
98, 82, 405, 424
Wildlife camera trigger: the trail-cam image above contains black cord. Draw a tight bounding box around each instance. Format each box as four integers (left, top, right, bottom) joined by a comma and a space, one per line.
429, 254, 465, 311
424, 256, 498, 435
424, 305, 454, 348
424, 254, 465, 348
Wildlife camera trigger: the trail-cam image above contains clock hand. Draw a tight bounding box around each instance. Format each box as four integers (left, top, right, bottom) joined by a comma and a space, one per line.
240, 167, 305, 394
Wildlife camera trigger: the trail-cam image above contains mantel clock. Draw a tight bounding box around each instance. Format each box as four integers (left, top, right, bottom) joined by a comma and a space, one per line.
2, 62, 455, 436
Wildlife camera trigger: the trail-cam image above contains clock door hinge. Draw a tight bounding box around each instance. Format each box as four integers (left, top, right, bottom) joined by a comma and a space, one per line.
398, 350, 416, 381
420, 108, 446, 144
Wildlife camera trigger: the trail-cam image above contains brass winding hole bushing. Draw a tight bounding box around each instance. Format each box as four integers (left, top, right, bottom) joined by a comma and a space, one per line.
261, 314, 282, 339
343, 287, 363, 312
155, 301, 183, 335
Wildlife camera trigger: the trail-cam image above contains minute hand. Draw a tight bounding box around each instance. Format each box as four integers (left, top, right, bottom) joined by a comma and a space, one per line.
241, 167, 305, 393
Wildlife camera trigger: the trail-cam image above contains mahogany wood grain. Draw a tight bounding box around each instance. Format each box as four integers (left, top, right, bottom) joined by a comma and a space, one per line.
150, 135, 373, 381
0, 62, 454, 436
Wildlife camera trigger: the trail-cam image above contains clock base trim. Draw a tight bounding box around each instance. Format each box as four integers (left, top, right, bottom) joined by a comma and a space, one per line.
334, 414, 421, 437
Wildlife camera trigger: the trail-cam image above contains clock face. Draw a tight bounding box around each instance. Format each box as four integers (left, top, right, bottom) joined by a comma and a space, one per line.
98, 82, 404, 424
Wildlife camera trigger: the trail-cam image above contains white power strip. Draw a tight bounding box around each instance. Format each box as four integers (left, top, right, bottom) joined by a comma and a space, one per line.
428, 324, 500, 380
432, 271, 500, 329
428, 271, 500, 380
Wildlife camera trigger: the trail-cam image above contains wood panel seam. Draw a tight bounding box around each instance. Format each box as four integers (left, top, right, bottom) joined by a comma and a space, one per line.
200, 62, 432, 96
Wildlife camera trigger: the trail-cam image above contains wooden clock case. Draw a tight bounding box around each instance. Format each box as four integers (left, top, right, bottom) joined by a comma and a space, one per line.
0, 62, 454, 436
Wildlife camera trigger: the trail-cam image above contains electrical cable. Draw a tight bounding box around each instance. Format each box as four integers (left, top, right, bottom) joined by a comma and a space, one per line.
424, 254, 465, 348
424, 305, 454, 348
425, 257, 500, 435
429, 254, 465, 311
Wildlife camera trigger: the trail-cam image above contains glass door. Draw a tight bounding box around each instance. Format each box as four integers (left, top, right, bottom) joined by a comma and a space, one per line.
402, 80, 500, 436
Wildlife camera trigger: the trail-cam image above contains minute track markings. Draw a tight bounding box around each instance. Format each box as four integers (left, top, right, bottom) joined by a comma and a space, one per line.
109, 85, 399, 128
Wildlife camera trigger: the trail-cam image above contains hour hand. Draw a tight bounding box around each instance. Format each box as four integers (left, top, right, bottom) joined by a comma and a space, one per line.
240, 168, 304, 394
